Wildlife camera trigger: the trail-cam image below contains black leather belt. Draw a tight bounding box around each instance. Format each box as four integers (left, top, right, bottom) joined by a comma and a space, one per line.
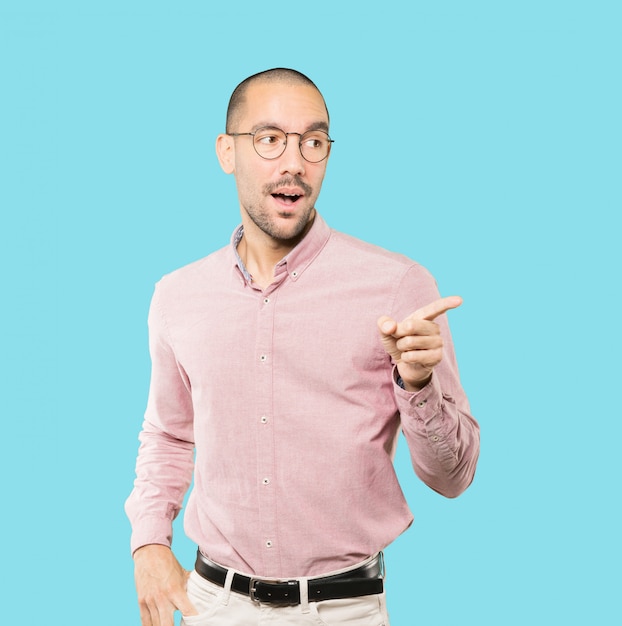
194, 550, 384, 605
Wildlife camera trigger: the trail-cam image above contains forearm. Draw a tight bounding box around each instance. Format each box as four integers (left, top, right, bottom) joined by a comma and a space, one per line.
397, 373, 480, 498
125, 282, 197, 552
125, 422, 195, 553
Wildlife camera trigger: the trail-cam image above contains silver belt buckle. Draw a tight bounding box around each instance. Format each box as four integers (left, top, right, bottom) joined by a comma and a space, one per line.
249, 578, 261, 603
249, 578, 298, 604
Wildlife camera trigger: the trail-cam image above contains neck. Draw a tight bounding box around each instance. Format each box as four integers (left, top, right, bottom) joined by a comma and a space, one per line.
239, 213, 315, 289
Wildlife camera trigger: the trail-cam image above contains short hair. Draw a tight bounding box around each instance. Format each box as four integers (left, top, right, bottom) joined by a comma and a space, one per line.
225, 68, 329, 133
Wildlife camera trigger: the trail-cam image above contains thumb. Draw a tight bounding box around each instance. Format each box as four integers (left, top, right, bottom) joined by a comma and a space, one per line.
377, 316, 402, 363
377, 316, 397, 336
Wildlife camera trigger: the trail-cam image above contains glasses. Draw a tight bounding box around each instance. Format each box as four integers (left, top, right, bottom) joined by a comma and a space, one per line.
228, 126, 334, 163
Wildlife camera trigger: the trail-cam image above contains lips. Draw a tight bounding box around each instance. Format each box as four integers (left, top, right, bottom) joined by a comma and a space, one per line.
270, 186, 304, 206
272, 192, 301, 205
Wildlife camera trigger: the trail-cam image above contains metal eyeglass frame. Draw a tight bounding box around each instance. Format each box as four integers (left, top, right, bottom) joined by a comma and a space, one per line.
227, 127, 334, 163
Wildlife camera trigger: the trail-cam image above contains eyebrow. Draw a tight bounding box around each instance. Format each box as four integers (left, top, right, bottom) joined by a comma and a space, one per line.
250, 121, 330, 133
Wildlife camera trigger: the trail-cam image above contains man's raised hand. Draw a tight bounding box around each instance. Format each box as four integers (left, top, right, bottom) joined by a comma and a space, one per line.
377, 296, 462, 391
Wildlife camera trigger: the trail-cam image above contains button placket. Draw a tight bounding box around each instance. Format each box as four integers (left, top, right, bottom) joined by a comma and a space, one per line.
255, 290, 279, 569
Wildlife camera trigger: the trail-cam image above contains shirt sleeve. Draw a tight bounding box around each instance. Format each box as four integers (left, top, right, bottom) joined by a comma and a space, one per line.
124, 282, 195, 554
391, 265, 480, 498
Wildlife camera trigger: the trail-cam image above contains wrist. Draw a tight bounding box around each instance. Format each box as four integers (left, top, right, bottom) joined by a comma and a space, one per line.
395, 358, 435, 391
404, 376, 431, 392
396, 373, 432, 392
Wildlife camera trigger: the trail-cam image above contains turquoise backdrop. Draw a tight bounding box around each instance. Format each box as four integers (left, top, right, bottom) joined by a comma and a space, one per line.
1, 1, 620, 624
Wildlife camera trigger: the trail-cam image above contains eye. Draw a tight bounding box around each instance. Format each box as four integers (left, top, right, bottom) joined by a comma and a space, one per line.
258, 135, 279, 145
302, 133, 327, 150
255, 128, 284, 146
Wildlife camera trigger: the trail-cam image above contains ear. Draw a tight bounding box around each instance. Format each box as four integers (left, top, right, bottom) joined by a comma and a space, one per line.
216, 134, 235, 174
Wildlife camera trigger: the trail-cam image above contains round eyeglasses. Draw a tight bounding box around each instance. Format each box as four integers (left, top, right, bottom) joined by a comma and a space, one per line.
228, 126, 334, 163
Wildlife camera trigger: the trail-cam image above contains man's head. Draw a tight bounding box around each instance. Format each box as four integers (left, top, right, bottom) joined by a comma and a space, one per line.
225, 68, 329, 134
216, 69, 332, 246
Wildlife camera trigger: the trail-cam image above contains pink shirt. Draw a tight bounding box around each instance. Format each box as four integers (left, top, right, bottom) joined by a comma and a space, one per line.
125, 214, 479, 578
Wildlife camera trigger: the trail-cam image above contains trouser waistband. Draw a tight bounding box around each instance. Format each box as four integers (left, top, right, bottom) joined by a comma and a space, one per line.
194, 551, 384, 605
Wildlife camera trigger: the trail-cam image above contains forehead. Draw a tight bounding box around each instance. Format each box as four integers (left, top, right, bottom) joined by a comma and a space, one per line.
237, 82, 329, 132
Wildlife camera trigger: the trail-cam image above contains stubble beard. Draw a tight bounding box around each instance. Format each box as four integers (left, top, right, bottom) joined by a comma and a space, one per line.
245, 204, 314, 244
245, 178, 317, 244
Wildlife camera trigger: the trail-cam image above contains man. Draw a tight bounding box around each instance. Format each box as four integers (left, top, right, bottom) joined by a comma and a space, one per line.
125, 68, 479, 626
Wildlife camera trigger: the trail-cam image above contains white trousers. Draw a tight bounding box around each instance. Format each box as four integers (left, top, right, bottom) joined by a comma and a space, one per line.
181, 556, 391, 626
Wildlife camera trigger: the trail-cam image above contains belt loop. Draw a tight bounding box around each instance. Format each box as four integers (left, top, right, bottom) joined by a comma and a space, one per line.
220, 568, 235, 605
299, 577, 310, 614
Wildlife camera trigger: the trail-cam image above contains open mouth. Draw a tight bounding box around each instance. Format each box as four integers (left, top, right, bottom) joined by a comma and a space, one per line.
272, 193, 301, 206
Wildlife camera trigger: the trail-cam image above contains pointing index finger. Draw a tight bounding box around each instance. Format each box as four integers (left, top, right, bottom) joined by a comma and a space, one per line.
411, 295, 463, 321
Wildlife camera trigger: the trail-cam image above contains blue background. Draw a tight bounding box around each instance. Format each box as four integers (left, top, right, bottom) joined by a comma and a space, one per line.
1, 1, 620, 624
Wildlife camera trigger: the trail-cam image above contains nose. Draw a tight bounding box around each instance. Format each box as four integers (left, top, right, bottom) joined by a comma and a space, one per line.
278, 134, 306, 177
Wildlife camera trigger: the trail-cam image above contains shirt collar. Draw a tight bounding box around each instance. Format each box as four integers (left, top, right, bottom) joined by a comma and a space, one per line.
232, 226, 252, 283
230, 213, 331, 286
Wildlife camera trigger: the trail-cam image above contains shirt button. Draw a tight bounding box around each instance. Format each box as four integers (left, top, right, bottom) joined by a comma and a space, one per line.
260, 416, 268, 424
263, 297, 270, 304
430, 435, 440, 442
416, 400, 427, 408
291, 271, 298, 277
260, 355, 267, 362
262, 477, 270, 485
265, 540, 273, 548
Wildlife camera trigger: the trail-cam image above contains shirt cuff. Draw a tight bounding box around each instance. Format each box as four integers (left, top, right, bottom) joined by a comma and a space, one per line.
130, 516, 174, 556
393, 367, 444, 425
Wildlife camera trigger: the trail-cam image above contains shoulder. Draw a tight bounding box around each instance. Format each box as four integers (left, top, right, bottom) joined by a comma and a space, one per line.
155, 244, 230, 297
323, 229, 440, 314
327, 229, 431, 276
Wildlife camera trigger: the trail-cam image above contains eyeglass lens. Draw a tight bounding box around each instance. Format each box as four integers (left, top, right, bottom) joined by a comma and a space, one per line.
253, 127, 331, 163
